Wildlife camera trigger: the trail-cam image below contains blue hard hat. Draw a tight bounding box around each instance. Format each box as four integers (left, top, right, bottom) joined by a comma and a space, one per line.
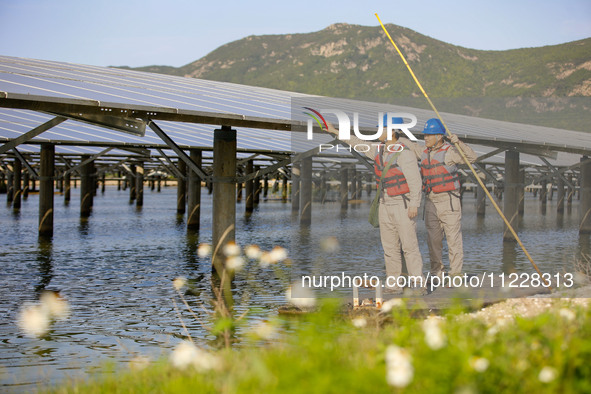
380, 115, 404, 127
423, 118, 446, 134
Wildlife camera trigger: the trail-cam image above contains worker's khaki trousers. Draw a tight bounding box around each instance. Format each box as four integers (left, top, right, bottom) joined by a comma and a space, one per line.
378, 197, 424, 283
424, 191, 464, 275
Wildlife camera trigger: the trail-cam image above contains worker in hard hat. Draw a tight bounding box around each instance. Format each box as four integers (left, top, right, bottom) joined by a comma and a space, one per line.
420, 118, 477, 279
327, 116, 426, 295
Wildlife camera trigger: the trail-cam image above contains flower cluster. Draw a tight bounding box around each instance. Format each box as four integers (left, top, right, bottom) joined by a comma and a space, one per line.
196, 242, 288, 272
17, 291, 70, 338
422, 316, 446, 350
170, 340, 221, 371
385, 345, 413, 387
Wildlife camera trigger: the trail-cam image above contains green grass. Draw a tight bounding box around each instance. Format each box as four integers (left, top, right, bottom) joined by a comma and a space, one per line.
47, 300, 591, 393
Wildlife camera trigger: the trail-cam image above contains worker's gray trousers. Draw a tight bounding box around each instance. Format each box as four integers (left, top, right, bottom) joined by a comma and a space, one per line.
424, 191, 464, 276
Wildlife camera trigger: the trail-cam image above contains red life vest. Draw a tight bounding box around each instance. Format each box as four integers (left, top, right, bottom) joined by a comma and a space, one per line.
420, 143, 461, 193
374, 143, 410, 196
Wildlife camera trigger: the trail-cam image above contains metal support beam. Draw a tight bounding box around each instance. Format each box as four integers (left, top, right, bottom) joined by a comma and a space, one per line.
148, 121, 207, 181
12, 148, 39, 179
155, 148, 186, 180
51, 111, 146, 136
237, 157, 292, 184
0, 116, 66, 155
538, 156, 575, 190
63, 148, 114, 177
475, 148, 505, 163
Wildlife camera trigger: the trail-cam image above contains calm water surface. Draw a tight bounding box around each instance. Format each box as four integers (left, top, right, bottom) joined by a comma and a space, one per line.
0, 184, 588, 390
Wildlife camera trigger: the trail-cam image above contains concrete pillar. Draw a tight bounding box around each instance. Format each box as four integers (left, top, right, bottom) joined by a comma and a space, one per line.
567, 174, 574, 206
39, 144, 54, 236
64, 171, 71, 203
300, 157, 312, 225
80, 156, 94, 217
245, 160, 254, 213
6, 170, 13, 204
129, 165, 137, 203
350, 168, 357, 200
254, 165, 261, 205
101, 173, 106, 194
236, 182, 243, 203
540, 179, 548, 206
476, 165, 486, 217
281, 174, 288, 203
187, 150, 202, 230
340, 164, 348, 211
212, 126, 236, 273
580, 156, 591, 233
518, 169, 525, 216
503, 150, 520, 242
136, 163, 144, 207
177, 160, 186, 214
476, 184, 486, 217
291, 162, 300, 213
357, 175, 363, 200
320, 171, 327, 204
366, 174, 372, 197
13, 158, 21, 210
556, 176, 565, 214
23, 170, 29, 200
263, 176, 269, 200
548, 184, 554, 201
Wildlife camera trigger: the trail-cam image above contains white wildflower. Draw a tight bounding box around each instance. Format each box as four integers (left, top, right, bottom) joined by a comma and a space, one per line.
352, 317, 367, 328
226, 256, 245, 272
129, 355, 151, 371
170, 341, 220, 371
381, 298, 404, 313
269, 246, 288, 263
259, 251, 273, 268
538, 366, 558, 383
40, 291, 70, 321
244, 244, 262, 260
385, 345, 413, 388
17, 303, 50, 338
222, 241, 241, 257
286, 282, 316, 308
422, 316, 446, 350
173, 276, 187, 291
559, 308, 576, 322
253, 321, 277, 340
486, 325, 499, 338
469, 357, 489, 372
197, 243, 212, 258
320, 236, 339, 253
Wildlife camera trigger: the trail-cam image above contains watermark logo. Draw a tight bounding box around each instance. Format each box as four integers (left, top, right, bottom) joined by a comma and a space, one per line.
303, 108, 418, 142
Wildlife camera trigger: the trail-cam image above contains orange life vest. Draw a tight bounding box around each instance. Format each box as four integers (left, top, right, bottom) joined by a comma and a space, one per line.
374, 143, 410, 196
420, 143, 461, 193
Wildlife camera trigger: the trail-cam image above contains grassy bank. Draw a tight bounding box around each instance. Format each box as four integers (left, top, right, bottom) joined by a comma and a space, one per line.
46, 298, 591, 393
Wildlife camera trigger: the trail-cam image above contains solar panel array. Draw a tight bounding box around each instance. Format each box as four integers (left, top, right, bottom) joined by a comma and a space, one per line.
0, 55, 589, 170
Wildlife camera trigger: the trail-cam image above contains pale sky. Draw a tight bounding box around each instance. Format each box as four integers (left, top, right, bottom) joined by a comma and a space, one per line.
0, 0, 589, 68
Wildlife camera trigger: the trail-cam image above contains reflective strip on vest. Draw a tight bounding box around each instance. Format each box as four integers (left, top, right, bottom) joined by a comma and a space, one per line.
420, 143, 460, 193
374, 144, 410, 196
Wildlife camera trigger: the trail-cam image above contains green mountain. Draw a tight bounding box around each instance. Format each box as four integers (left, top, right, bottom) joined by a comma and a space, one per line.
118, 23, 591, 131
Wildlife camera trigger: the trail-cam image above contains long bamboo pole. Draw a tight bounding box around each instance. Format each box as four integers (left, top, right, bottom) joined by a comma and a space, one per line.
375, 13, 550, 287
